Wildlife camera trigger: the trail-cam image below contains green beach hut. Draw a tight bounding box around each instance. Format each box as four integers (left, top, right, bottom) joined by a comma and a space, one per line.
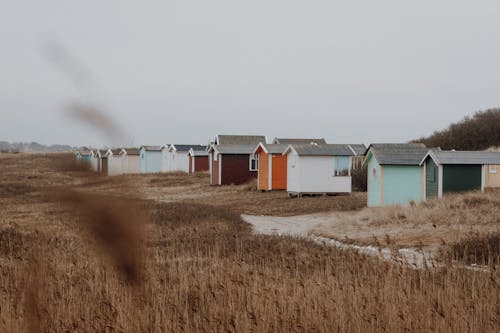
364, 143, 428, 207
420, 150, 500, 199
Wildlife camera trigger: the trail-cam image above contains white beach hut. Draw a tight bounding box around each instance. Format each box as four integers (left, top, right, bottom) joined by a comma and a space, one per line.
283, 144, 355, 196
120, 148, 141, 174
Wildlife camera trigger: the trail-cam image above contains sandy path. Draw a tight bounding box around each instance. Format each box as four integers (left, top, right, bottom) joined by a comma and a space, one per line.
242, 213, 434, 268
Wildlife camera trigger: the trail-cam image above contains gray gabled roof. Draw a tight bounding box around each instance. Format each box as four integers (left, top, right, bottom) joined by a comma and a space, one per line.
121, 148, 140, 156
209, 144, 257, 154
140, 145, 162, 152
105, 148, 122, 156
216, 135, 266, 145
253, 143, 289, 155
272, 138, 326, 145
369, 143, 426, 150
97, 149, 108, 158
188, 148, 209, 156
422, 150, 500, 165
365, 143, 428, 165
76, 150, 91, 156
348, 144, 367, 156
170, 144, 207, 152
284, 144, 354, 156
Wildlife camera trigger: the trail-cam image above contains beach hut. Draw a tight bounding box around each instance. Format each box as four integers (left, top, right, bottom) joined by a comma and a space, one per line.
208, 135, 266, 185
253, 139, 327, 191
283, 144, 355, 196
139, 146, 163, 173
484, 148, 500, 188
166, 144, 207, 173
348, 144, 368, 170
420, 150, 500, 199
106, 149, 124, 176
364, 143, 428, 207
120, 148, 141, 174
96, 149, 109, 175
188, 148, 209, 175
89, 150, 99, 172
161, 144, 171, 172
75, 150, 91, 169
253, 143, 289, 191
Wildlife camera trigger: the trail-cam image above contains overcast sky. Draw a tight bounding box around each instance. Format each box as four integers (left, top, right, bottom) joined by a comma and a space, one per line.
1, 1, 500, 147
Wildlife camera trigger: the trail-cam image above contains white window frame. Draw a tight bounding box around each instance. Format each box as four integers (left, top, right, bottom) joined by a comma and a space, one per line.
249, 153, 259, 171
489, 165, 497, 174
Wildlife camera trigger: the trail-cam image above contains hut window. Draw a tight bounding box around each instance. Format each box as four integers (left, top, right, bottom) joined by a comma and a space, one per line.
489, 165, 497, 174
250, 154, 259, 171
334, 156, 350, 176
372, 168, 377, 178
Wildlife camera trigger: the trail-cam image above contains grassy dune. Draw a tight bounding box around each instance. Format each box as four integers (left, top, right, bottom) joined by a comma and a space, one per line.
0, 154, 498, 331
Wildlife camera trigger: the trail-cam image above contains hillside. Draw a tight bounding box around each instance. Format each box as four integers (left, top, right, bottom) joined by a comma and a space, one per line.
413, 108, 500, 150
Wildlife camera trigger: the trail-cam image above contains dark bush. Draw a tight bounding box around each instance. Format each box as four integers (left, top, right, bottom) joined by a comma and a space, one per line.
413, 108, 500, 150
351, 166, 367, 192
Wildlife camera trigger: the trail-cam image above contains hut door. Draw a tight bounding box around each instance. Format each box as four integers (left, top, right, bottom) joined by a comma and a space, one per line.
425, 159, 439, 199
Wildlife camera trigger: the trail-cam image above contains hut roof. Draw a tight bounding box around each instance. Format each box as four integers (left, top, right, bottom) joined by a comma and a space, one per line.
272, 138, 326, 145
284, 144, 354, 156
253, 143, 289, 155
348, 144, 368, 156
209, 144, 258, 154
216, 135, 266, 145
140, 145, 162, 152
366, 143, 428, 165
421, 150, 500, 165
170, 144, 207, 152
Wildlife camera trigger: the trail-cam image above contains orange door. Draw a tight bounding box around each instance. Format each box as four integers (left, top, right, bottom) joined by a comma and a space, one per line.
271, 154, 287, 190
258, 151, 269, 190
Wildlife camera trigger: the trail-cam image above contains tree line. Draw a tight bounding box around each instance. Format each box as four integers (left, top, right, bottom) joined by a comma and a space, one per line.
413, 108, 500, 150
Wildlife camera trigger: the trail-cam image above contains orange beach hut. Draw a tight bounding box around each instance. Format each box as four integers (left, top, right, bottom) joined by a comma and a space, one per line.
253, 143, 289, 191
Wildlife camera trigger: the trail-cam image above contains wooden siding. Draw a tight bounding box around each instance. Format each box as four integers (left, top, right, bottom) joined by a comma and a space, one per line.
367, 155, 382, 207
351, 156, 364, 170
383, 165, 422, 206
258, 151, 269, 190
484, 165, 500, 188
101, 158, 108, 175
271, 154, 287, 190
220, 154, 257, 185
425, 157, 439, 199
194, 156, 209, 173
443, 165, 482, 193
188, 156, 193, 175
211, 157, 220, 185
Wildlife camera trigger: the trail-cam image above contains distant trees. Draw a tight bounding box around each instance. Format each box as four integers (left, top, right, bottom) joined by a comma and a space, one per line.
413, 109, 500, 150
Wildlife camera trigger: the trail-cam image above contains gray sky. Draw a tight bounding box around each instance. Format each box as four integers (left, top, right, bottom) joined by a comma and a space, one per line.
1, 1, 500, 147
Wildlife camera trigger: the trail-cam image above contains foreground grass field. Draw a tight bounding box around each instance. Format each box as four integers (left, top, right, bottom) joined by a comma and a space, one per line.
0, 153, 498, 332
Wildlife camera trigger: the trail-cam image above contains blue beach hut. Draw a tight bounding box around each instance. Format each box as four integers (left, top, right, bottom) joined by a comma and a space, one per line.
363, 143, 428, 207
140, 145, 163, 173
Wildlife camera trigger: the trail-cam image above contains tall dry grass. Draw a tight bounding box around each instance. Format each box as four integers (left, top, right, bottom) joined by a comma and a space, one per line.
0, 154, 498, 331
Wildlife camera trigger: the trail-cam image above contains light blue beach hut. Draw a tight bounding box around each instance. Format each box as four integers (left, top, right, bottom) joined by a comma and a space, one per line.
140, 146, 163, 173
363, 143, 428, 207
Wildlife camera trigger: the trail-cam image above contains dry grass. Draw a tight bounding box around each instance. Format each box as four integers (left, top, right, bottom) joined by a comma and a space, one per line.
0, 153, 498, 331
439, 231, 500, 266
311, 191, 500, 251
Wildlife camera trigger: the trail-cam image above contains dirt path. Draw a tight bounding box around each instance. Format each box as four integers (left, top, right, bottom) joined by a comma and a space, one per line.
241, 213, 434, 268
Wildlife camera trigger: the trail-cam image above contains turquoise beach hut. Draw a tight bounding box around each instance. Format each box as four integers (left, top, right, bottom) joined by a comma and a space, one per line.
140, 145, 163, 173
364, 143, 428, 207
75, 150, 91, 169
